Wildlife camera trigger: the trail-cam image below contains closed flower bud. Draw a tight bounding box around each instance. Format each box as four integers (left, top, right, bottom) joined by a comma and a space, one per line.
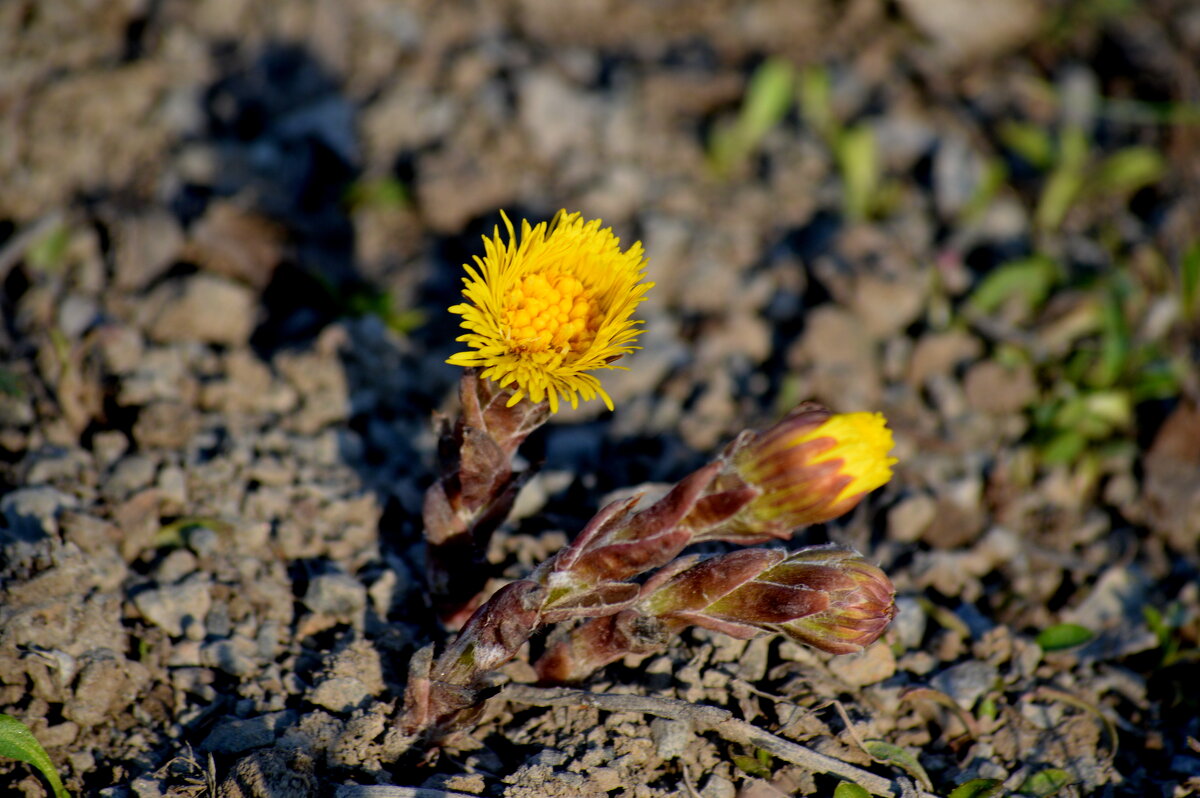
644, 544, 896, 655
697, 404, 897, 542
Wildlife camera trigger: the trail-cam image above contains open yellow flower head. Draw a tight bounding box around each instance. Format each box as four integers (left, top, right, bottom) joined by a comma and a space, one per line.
697, 404, 897, 542
447, 210, 653, 413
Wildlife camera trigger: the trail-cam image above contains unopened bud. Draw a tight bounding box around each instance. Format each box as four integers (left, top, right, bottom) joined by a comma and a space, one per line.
697, 404, 896, 542
644, 544, 896, 655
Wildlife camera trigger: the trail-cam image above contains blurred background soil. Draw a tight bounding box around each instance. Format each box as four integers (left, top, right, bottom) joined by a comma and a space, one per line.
1, 0, 1199, 796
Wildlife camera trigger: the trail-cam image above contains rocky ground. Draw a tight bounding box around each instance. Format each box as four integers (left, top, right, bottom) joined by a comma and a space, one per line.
2, 0, 1199, 796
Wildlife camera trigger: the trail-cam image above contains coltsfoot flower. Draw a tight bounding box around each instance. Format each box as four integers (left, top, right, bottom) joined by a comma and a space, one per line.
447, 210, 653, 412
697, 403, 897, 542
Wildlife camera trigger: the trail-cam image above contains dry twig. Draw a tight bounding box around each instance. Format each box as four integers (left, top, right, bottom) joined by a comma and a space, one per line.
501, 685, 939, 798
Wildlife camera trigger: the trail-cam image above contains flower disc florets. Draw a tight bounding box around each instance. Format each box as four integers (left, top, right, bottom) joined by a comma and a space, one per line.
447, 210, 653, 412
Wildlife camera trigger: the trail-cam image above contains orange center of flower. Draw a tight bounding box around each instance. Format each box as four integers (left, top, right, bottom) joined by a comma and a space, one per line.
503, 270, 603, 354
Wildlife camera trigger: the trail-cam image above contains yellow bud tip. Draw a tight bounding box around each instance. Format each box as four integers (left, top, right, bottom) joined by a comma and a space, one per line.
802, 412, 897, 502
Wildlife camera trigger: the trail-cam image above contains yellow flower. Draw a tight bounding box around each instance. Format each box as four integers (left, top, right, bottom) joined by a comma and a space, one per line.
447, 210, 653, 412
693, 404, 897, 542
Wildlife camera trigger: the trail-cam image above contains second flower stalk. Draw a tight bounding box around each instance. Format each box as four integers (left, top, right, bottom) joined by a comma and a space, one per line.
406, 399, 900, 736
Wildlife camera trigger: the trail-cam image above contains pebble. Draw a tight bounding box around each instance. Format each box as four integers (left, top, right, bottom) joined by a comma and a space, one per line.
793, 305, 881, 410
155, 549, 198, 583
850, 272, 928, 338
650, 717, 692, 760
186, 526, 221, 557
304, 572, 367, 623
133, 574, 212, 638
888, 493, 937, 543
113, 210, 185, 292
200, 710, 298, 755
132, 401, 199, 450
701, 773, 737, 798
103, 455, 158, 499
1062, 565, 1149, 630
202, 637, 260, 677
65, 649, 149, 728
828, 641, 897, 687
1, 485, 79, 539
91, 431, 130, 469
144, 274, 258, 346
929, 660, 998, 711
890, 596, 928, 651
963, 361, 1037, 415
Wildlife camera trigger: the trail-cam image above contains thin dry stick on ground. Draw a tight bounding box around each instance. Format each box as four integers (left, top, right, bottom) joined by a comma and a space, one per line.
501, 685, 939, 798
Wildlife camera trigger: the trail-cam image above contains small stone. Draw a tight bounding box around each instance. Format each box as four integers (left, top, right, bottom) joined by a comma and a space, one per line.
65, 649, 149, 728
650, 717, 692, 760
897, 0, 1042, 64
907, 330, 983, 385
94, 324, 145, 376
155, 549, 197, 583
307, 637, 385, 713
891, 596, 927, 651
888, 493, 937, 543
1062, 565, 1150, 630
186, 526, 221, 557
1, 485, 79, 539
828, 641, 897, 687
963, 361, 1037, 415
929, 660, 998, 710
130, 775, 165, 798
103, 455, 158, 499
132, 401, 199, 450
308, 677, 371, 713
200, 711, 298, 755
793, 305, 881, 410
304, 573, 367, 622
589, 767, 622, 792
113, 210, 185, 292
850, 272, 928, 338
134, 574, 212, 638
91, 431, 130, 469
202, 637, 260, 677
156, 465, 188, 513
144, 274, 258, 346
701, 773, 737, 798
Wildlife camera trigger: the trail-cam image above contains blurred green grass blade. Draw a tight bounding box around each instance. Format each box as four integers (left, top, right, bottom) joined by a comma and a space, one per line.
799, 64, 836, 143
1018, 767, 1073, 796
709, 58, 794, 175
739, 58, 794, 143
731, 752, 772, 778
0, 367, 24, 398
1036, 165, 1085, 231
969, 255, 1059, 315
26, 223, 70, 273
1036, 126, 1089, 230
1087, 146, 1165, 196
344, 176, 409, 210
949, 779, 1005, 798
834, 782, 872, 798
0, 714, 69, 798
1036, 623, 1094, 651
1039, 429, 1087, 465
862, 740, 932, 791
837, 123, 879, 222
1182, 241, 1200, 320
998, 120, 1054, 169
1087, 288, 1130, 389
